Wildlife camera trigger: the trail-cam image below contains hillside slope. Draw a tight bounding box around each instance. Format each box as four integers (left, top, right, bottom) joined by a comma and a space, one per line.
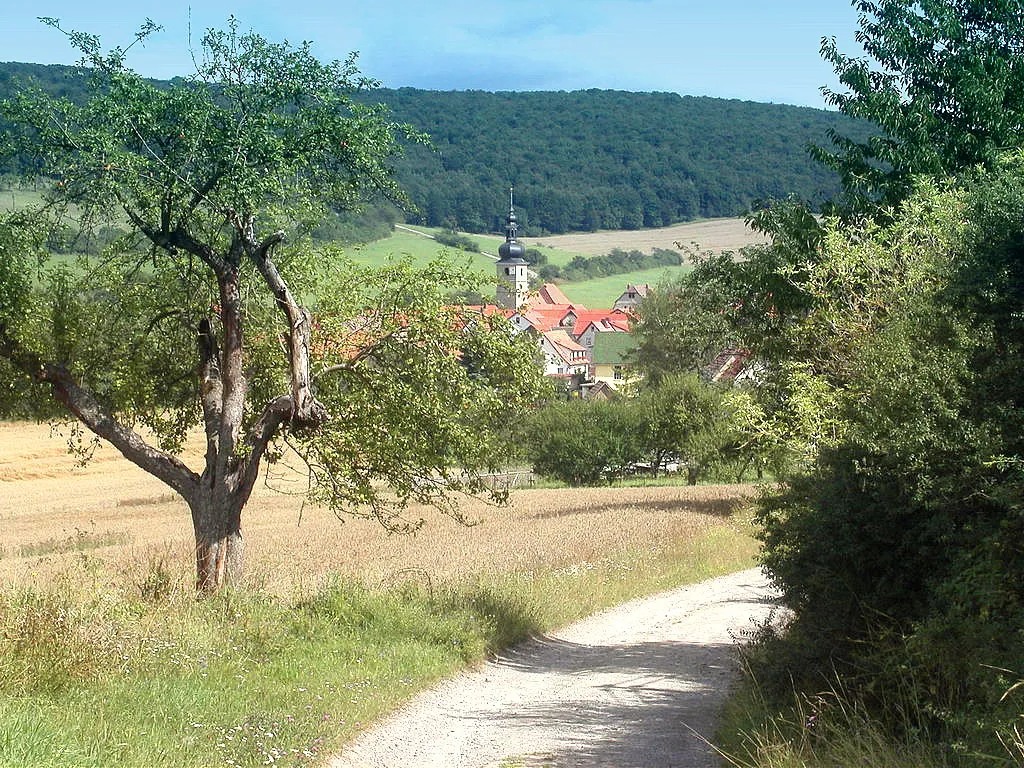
380, 88, 870, 234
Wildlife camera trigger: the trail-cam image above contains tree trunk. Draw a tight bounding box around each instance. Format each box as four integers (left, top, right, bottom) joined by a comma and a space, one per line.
190, 493, 245, 592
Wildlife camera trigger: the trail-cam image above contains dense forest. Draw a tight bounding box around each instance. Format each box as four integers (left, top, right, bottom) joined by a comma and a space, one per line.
379, 88, 873, 233
0, 61, 873, 235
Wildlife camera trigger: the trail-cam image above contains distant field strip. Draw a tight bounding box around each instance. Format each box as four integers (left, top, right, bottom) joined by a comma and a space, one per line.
522, 217, 768, 257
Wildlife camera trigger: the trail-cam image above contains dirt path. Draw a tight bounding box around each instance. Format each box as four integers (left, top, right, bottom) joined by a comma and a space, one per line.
331, 568, 777, 768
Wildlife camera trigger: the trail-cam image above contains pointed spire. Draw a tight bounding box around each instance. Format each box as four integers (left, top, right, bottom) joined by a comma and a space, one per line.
498, 185, 525, 262
505, 186, 518, 240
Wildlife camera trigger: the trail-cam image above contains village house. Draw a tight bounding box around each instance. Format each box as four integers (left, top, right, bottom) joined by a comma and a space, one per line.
587, 331, 639, 390
612, 283, 652, 312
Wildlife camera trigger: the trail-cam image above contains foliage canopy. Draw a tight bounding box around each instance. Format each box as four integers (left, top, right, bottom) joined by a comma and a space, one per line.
816, 0, 1024, 211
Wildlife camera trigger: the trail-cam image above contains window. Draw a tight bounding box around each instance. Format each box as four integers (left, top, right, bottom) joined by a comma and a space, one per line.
613, 366, 623, 380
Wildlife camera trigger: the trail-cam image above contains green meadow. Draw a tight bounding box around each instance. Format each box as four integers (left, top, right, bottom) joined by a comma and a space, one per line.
559, 265, 687, 307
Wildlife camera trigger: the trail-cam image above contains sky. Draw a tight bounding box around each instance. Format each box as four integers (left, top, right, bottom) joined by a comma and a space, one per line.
0, 1, 866, 109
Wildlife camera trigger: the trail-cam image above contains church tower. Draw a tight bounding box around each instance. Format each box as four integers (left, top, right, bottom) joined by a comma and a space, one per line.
495, 188, 529, 310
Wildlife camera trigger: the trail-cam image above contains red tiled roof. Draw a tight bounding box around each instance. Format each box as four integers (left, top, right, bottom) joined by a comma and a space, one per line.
534, 283, 572, 306
573, 310, 632, 336
516, 306, 576, 332
704, 348, 752, 383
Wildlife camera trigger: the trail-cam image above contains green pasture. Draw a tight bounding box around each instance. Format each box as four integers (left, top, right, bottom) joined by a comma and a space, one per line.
345, 228, 494, 273
0, 183, 52, 212
364, 226, 667, 308
1, 183, 672, 309
559, 265, 688, 308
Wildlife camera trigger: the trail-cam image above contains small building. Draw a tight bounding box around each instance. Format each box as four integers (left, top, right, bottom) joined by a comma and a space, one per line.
540, 329, 589, 378
612, 283, 652, 312
582, 380, 618, 401
589, 331, 639, 390
575, 312, 631, 350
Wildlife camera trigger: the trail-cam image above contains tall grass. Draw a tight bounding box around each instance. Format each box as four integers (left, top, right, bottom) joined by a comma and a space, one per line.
717, 676, 953, 768
0, 512, 758, 767
714, 623, 1024, 768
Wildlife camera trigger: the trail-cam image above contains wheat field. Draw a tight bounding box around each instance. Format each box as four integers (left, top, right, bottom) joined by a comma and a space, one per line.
0, 421, 754, 591
521, 217, 769, 258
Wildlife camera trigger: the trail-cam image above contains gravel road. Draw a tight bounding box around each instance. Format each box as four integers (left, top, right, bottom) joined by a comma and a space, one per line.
330, 568, 779, 768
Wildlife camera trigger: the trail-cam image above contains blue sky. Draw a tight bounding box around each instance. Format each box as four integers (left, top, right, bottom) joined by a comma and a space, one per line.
1, 1, 864, 108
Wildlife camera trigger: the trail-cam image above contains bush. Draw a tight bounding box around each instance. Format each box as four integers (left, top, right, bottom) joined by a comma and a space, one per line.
433, 230, 481, 252
751, 158, 1024, 761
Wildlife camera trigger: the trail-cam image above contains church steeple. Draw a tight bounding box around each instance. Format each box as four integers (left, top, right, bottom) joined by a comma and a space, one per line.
496, 187, 529, 309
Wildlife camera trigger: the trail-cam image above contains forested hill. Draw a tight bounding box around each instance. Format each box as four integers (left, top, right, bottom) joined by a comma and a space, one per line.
0, 62, 872, 235
378, 88, 870, 234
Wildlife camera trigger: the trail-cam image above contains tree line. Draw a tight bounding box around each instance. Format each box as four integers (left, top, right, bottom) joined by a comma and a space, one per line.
377, 87, 874, 234
521, 373, 760, 487
534, 247, 681, 282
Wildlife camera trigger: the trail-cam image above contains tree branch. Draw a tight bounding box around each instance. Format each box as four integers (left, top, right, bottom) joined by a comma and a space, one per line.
197, 316, 223, 478
0, 324, 199, 499
237, 394, 295, 507
249, 234, 328, 427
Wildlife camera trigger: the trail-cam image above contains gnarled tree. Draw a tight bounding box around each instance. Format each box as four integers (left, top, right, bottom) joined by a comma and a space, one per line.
0, 19, 544, 591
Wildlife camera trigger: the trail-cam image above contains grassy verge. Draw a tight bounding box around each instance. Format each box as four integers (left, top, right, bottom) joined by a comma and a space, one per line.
0, 512, 757, 768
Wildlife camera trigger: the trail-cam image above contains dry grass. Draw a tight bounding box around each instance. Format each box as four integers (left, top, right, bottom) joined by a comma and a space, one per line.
521, 217, 769, 258
1, 421, 755, 591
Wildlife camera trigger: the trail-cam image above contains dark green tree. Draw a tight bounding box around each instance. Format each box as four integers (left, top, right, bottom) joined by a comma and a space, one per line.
524, 399, 640, 486
634, 374, 731, 484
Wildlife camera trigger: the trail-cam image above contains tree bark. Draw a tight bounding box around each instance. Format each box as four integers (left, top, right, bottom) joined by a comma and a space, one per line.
190, 489, 245, 591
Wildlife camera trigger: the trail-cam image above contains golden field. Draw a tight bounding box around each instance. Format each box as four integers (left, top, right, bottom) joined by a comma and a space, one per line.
0, 420, 756, 591
521, 216, 769, 258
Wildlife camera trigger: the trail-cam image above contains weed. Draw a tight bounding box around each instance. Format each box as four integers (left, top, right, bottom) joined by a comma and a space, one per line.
717, 672, 954, 768
119, 543, 190, 602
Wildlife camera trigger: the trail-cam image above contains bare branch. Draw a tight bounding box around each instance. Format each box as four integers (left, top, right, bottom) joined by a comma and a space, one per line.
249, 237, 327, 427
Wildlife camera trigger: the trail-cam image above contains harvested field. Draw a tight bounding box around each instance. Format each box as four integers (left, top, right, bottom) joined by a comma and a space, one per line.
0, 421, 754, 591
520, 217, 769, 258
